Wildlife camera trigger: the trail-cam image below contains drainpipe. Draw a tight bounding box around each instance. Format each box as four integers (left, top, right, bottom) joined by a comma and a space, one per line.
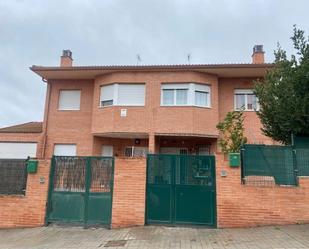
41, 78, 51, 159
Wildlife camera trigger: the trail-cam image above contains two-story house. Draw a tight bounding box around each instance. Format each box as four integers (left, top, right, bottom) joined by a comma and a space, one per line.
3, 45, 270, 160
4, 45, 299, 230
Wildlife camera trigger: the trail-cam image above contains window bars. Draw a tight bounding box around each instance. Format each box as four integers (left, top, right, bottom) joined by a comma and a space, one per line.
0, 159, 28, 195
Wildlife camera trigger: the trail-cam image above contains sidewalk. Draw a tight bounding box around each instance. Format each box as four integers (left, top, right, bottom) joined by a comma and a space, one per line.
0, 224, 308, 249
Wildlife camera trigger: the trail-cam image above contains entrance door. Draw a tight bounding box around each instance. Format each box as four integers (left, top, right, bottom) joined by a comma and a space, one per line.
46, 156, 114, 226
146, 154, 216, 226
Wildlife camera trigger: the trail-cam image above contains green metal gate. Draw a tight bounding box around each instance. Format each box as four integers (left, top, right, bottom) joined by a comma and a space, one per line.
46, 156, 114, 226
146, 154, 216, 226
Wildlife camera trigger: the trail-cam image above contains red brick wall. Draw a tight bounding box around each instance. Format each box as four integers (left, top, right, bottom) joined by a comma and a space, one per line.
44, 79, 95, 158
0, 160, 50, 228
92, 71, 219, 137
218, 78, 275, 144
216, 153, 309, 227
111, 157, 146, 228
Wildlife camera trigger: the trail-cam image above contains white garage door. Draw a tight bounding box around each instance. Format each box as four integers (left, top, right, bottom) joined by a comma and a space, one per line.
0, 142, 37, 159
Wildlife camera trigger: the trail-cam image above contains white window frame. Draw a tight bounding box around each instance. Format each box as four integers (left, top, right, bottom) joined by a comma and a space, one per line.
161, 83, 211, 108
234, 89, 260, 111
58, 90, 81, 111
100, 83, 145, 107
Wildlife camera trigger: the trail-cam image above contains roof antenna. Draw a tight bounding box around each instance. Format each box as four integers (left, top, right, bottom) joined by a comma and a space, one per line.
187, 53, 191, 64
136, 54, 142, 65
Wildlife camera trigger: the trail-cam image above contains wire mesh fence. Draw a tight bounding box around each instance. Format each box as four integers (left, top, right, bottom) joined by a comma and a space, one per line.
0, 159, 28, 195
241, 145, 296, 186
241, 137, 309, 187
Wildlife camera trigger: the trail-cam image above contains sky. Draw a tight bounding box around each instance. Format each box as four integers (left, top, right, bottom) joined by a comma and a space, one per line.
0, 0, 309, 128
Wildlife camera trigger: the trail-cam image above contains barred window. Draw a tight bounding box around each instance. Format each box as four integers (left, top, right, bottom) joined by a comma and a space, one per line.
0, 159, 28, 195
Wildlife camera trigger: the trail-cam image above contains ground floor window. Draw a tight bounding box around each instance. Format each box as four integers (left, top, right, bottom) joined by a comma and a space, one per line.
125, 146, 148, 157
0, 159, 27, 195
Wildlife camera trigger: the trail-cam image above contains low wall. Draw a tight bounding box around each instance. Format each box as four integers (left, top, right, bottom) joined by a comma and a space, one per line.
216, 153, 309, 228
0, 160, 50, 228
111, 157, 146, 228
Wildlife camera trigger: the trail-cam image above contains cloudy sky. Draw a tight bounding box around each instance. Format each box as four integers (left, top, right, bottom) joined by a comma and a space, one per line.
0, 0, 308, 128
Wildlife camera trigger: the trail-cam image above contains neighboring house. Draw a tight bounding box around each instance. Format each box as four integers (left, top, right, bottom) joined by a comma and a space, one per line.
3, 45, 271, 159
0, 122, 43, 159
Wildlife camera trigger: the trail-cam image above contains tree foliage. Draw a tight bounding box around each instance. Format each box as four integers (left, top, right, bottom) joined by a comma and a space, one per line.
254, 25, 309, 144
216, 110, 247, 154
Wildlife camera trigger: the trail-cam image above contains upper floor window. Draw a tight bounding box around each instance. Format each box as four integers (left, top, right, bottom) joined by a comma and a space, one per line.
100, 84, 145, 107
161, 83, 210, 107
234, 89, 259, 111
58, 90, 81, 110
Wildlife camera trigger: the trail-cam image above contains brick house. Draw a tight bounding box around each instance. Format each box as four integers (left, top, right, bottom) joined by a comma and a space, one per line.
1, 46, 309, 229
26, 45, 272, 160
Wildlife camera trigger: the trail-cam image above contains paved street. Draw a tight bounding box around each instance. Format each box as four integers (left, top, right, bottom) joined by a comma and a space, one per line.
0, 224, 308, 249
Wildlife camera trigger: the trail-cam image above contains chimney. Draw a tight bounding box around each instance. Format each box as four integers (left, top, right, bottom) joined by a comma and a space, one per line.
252, 45, 265, 64
60, 50, 73, 67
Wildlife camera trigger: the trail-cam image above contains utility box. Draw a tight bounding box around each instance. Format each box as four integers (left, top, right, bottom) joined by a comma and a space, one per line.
229, 153, 240, 167
27, 160, 38, 174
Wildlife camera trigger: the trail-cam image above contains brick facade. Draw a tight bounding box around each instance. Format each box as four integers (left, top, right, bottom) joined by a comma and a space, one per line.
0, 160, 50, 228
216, 153, 309, 227
111, 158, 146, 228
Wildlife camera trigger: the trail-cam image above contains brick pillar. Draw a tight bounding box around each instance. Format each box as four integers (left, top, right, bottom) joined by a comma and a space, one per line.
148, 133, 155, 154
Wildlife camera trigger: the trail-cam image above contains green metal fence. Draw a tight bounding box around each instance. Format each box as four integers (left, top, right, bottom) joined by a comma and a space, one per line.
46, 156, 114, 227
241, 138, 309, 186
146, 154, 216, 226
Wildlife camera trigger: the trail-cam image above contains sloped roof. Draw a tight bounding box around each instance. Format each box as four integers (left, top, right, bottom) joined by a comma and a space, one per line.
0, 122, 43, 133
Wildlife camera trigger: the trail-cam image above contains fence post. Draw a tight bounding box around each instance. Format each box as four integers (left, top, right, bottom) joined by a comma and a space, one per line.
83, 157, 91, 228
240, 146, 245, 184
292, 147, 299, 186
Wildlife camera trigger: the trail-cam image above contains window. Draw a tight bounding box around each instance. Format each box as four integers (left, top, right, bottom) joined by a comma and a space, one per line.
100, 84, 145, 107
100, 85, 114, 107
161, 84, 189, 106
125, 146, 148, 157
58, 90, 81, 110
194, 84, 210, 107
102, 145, 113, 157
53, 144, 77, 156
234, 89, 259, 111
0, 142, 37, 159
161, 83, 210, 107
0, 159, 27, 195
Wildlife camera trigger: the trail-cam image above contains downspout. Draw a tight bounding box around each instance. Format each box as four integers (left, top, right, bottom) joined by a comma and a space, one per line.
41, 78, 51, 159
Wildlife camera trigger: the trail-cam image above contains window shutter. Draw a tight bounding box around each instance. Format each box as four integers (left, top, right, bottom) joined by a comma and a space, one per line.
54, 144, 77, 156
100, 85, 114, 102
0, 142, 37, 159
117, 84, 145, 105
58, 90, 81, 110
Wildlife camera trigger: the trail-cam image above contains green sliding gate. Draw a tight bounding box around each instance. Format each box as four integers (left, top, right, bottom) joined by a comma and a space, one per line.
46, 156, 114, 226
146, 154, 216, 226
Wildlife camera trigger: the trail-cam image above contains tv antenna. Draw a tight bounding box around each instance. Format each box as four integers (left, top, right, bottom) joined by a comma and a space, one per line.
187, 53, 191, 64
136, 54, 142, 65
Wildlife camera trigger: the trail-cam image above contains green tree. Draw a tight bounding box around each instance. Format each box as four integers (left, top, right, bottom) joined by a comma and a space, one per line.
254, 25, 309, 144
216, 110, 247, 154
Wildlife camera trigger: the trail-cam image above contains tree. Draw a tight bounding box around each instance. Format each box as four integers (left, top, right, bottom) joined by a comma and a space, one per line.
216, 110, 247, 154
254, 25, 309, 144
